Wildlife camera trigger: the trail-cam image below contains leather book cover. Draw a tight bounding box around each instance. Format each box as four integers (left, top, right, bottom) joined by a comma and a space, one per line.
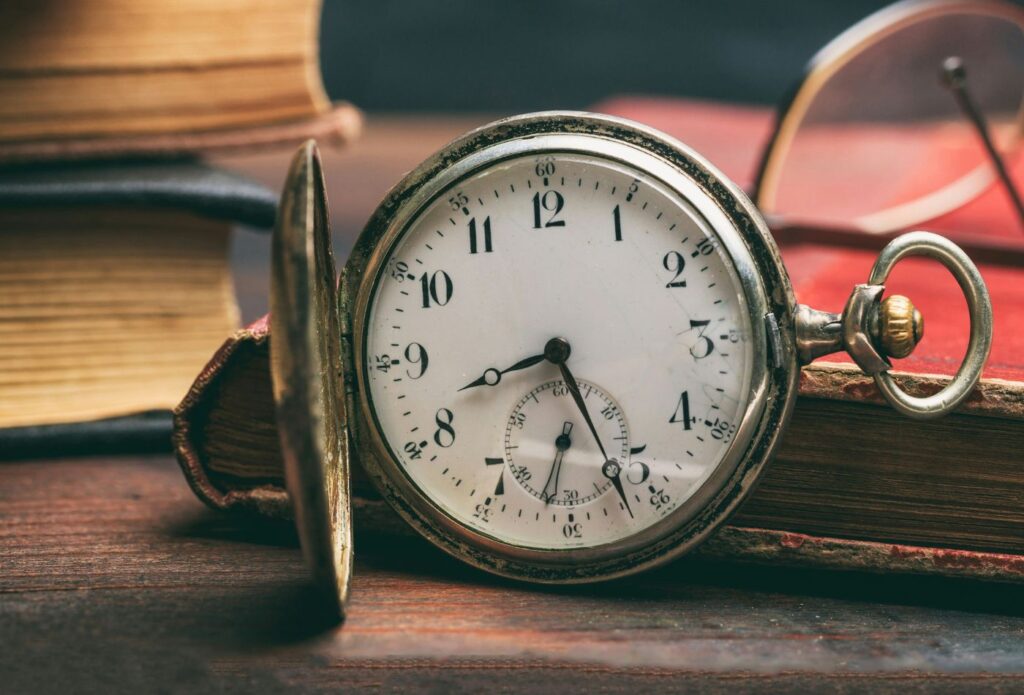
0, 158, 278, 228
0, 412, 174, 461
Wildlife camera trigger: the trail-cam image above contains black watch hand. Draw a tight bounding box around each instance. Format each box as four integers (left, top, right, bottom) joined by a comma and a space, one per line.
553, 359, 609, 463
602, 460, 634, 519
458, 353, 546, 391
541, 421, 573, 505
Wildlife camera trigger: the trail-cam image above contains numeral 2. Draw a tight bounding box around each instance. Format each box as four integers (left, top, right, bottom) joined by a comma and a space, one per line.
662, 251, 686, 287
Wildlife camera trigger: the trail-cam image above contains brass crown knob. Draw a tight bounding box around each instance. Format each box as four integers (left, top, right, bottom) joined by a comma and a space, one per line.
878, 294, 924, 359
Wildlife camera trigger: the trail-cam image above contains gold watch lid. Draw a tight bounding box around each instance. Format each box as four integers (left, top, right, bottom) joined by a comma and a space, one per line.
269, 140, 352, 621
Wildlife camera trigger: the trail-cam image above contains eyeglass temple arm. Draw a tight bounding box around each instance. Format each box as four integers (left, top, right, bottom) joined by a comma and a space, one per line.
941, 56, 1024, 232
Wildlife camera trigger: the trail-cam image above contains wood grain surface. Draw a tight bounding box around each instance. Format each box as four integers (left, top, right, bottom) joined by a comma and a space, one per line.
2, 454, 1024, 692
4, 117, 1024, 693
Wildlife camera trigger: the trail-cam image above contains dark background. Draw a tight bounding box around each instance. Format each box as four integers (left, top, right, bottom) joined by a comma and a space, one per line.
320, 0, 896, 112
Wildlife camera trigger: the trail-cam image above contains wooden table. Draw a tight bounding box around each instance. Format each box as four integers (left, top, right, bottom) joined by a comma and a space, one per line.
3, 117, 1024, 693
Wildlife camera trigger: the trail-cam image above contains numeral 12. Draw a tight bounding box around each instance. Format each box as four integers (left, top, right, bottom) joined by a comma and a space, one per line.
532, 191, 565, 228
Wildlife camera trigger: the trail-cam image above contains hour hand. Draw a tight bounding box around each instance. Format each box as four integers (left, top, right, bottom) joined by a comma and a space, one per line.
458, 353, 546, 391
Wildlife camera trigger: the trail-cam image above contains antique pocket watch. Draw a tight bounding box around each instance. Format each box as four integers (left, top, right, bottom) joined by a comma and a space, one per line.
269, 113, 992, 617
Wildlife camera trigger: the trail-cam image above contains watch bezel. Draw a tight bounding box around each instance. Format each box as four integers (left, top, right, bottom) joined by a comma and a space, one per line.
345, 112, 799, 582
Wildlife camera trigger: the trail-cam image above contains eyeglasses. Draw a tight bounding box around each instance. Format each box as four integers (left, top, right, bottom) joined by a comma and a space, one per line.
753, 0, 1024, 241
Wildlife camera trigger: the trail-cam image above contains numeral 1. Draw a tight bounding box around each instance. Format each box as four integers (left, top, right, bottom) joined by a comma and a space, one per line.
468, 216, 493, 254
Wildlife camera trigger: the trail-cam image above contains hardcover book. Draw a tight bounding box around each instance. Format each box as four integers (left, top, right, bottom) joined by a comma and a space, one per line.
0, 0, 360, 163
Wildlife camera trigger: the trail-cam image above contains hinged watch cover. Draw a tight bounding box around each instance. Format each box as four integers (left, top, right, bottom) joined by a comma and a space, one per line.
269, 140, 352, 620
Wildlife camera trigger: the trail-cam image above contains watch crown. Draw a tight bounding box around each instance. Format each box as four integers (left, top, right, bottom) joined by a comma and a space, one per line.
878, 294, 924, 359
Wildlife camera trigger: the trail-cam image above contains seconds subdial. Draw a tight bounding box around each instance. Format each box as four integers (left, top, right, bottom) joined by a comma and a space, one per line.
504, 380, 630, 507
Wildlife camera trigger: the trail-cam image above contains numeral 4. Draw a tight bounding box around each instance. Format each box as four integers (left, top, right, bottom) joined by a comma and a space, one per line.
669, 391, 693, 430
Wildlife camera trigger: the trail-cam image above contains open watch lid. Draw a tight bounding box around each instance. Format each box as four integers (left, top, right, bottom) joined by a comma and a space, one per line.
269, 141, 352, 620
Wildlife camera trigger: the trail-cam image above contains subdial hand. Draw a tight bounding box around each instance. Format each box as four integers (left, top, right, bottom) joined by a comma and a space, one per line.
458, 353, 546, 391
540, 421, 573, 505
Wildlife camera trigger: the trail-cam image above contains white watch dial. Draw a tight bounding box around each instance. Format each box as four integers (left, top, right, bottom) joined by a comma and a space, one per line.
363, 151, 754, 550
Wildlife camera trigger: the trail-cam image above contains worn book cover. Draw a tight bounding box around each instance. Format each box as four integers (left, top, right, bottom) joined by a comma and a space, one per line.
0, 0, 361, 163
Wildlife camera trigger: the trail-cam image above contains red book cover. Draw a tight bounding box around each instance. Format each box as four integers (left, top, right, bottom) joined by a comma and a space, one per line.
596, 96, 1024, 389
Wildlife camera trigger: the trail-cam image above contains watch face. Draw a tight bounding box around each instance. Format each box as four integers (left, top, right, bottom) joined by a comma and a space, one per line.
352, 114, 792, 580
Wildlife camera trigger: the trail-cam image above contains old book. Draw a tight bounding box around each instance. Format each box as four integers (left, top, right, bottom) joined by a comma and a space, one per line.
0, 159, 276, 456
0, 0, 360, 163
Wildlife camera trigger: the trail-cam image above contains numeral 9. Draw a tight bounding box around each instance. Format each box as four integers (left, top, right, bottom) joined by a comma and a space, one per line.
404, 342, 429, 379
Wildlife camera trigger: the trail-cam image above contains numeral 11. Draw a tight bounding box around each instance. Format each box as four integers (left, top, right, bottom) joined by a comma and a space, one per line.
468, 216, 493, 254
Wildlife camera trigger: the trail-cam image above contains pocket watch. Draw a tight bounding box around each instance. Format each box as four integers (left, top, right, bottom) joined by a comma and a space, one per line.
269, 112, 992, 617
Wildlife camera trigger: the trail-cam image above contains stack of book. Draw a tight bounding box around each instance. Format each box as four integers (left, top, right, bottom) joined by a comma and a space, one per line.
0, 0, 359, 457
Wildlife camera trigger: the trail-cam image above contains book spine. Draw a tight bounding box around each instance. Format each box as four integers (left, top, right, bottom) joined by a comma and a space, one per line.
173, 315, 291, 518
699, 526, 1024, 581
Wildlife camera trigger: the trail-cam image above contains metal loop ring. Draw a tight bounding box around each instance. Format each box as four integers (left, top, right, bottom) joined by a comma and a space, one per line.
869, 231, 992, 420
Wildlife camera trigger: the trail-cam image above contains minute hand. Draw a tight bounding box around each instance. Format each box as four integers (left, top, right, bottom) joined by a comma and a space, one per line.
555, 361, 608, 462
555, 361, 634, 518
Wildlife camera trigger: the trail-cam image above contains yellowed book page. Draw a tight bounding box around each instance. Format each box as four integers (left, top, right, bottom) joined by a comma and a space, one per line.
0, 209, 239, 428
